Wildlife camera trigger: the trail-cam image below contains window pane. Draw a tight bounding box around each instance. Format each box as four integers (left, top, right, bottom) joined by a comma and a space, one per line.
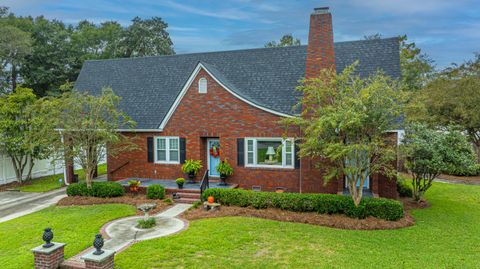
158, 138, 166, 150
247, 139, 253, 151
286, 153, 292, 166
257, 140, 282, 165
170, 150, 179, 161
285, 140, 292, 153
157, 150, 166, 161
247, 152, 254, 164
169, 138, 179, 150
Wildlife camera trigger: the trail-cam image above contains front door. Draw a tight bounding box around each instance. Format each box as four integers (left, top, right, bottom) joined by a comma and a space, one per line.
207, 139, 221, 177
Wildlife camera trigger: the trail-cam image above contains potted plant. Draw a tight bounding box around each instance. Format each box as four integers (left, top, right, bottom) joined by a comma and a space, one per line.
128, 179, 141, 194
176, 178, 185, 189
181, 159, 202, 183
216, 159, 233, 185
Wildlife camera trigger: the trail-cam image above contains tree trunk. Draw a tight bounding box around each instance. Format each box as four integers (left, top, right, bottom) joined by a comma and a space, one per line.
26, 155, 35, 181
11, 64, 17, 91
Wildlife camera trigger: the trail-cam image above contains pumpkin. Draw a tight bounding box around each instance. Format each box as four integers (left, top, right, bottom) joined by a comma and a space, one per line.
207, 196, 214, 203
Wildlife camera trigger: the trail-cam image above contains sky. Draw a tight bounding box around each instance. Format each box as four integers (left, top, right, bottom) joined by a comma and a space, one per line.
3, 0, 480, 68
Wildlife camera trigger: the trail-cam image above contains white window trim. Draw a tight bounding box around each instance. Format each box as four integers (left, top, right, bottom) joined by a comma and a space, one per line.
154, 136, 180, 164
244, 137, 295, 169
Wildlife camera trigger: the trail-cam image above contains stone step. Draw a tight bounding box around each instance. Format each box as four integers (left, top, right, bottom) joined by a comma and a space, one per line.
175, 192, 201, 199
175, 198, 199, 204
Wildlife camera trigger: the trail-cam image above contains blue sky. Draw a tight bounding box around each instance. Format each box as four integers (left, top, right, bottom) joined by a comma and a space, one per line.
3, 0, 480, 68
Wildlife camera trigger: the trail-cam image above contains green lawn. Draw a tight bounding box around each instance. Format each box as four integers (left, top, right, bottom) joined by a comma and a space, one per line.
115, 182, 480, 269
0, 203, 135, 269
17, 163, 107, 192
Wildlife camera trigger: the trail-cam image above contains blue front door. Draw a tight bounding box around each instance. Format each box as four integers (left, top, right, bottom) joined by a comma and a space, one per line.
208, 139, 221, 177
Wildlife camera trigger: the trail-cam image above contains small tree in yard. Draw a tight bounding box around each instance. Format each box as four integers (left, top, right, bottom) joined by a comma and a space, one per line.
285, 63, 404, 206
401, 124, 477, 201
0, 87, 57, 181
57, 88, 136, 188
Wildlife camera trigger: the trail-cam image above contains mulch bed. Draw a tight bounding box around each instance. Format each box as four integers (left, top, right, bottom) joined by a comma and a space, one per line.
57, 194, 173, 215
182, 203, 416, 230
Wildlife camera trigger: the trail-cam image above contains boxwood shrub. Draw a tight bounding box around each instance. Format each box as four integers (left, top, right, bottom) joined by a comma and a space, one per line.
202, 188, 404, 221
67, 182, 124, 198
146, 184, 166, 199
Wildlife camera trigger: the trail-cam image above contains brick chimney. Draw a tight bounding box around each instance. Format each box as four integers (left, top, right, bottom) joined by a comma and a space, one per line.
305, 7, 336, 78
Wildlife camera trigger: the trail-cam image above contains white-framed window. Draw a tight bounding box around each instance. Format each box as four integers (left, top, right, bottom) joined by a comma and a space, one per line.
198, 77, 207, 93
245, 138, 295, 168
155, 136, 180, 164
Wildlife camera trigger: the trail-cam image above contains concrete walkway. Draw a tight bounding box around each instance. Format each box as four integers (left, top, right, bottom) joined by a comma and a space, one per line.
0, 188, 67, 223
102, 203, 191, 252
63, 203, 191, 268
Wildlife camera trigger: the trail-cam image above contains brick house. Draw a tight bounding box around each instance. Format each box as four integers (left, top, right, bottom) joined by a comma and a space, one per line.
75, 7, 401, 198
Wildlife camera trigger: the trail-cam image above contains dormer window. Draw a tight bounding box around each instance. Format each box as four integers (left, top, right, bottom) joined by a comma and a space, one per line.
198, 77, 207, 93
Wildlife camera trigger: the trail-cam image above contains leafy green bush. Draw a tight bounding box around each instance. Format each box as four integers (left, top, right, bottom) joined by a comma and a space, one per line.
203, 188, 404, 221
146, 184, 165, 199
164, 198, 173, 205
396, 177, 413, 198
66, 182, 124, 198
444, 164, 480, 176
137, 217, 156, 229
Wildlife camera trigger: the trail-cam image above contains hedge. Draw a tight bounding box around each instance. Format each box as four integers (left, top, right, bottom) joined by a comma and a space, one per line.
67, 182, 124, 198
146, 184, 166, 200
202, 188, 404, 221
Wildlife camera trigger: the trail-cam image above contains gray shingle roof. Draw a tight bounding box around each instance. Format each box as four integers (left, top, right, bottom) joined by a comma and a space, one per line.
75, 37, 400, 129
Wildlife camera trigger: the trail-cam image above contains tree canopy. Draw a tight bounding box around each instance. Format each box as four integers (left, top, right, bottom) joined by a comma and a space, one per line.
0, 7, 175, 96
265, 34, 301, 48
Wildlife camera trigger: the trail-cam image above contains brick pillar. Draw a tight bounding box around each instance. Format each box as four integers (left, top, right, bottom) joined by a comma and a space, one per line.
31, 242, 66, 269
82, 249, 115, 269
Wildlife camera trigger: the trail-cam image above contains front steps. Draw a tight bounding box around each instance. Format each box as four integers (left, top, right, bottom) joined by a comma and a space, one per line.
173, 191, 201, 204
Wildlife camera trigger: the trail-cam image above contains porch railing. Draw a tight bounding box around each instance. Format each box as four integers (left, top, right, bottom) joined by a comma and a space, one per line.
200, 170, 209, 200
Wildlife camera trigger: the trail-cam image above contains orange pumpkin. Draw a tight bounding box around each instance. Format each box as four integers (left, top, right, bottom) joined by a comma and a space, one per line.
207, 196, 214, 203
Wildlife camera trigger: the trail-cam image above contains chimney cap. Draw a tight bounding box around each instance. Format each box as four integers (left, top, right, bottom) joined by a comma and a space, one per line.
313, 7, 330, 14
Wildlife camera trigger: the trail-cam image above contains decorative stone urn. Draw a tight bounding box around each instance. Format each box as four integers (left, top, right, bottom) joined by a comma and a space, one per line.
93, 234, 105, 255
42, 228, 54, 248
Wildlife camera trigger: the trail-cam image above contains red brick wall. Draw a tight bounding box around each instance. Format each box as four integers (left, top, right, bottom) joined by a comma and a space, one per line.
108, 68, 314, 193
305, 8, 336, 79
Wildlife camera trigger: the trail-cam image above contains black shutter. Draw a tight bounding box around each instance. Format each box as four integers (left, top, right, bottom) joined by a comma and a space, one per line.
237, 138, 245, 166
180, 138, 186, 164
147, 137, 154, 163
294, 141, 301, 169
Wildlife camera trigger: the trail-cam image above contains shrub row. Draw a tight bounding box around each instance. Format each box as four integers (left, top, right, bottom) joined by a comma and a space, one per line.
67, 182, 124, 198
202, 188, 404, 221
146, 185, 166, 199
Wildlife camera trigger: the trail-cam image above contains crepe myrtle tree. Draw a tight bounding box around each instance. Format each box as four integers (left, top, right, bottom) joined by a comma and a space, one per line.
0, 87, 58, 181
284, 62, 404, 206
56, 87, 136, 188
401, 123, 477, 201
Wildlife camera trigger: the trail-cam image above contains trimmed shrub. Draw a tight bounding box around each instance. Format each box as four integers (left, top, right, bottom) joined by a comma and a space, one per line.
396, 177, 413, 198
67, 182, 124, 198
202, 188, 404, 221
146, 184, 165, 200
364, 198, 404, 221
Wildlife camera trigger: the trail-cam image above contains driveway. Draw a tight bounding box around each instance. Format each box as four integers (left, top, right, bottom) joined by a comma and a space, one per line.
0, 188, 67, 223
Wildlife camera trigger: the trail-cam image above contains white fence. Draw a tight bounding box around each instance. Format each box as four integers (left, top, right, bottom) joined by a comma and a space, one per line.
0, 153, 106, 185
0, 154, 64, 185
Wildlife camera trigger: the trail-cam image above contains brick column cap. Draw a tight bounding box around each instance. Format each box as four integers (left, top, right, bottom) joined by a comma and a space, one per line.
81, 249, 115, 263
31, 242, 66, 254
